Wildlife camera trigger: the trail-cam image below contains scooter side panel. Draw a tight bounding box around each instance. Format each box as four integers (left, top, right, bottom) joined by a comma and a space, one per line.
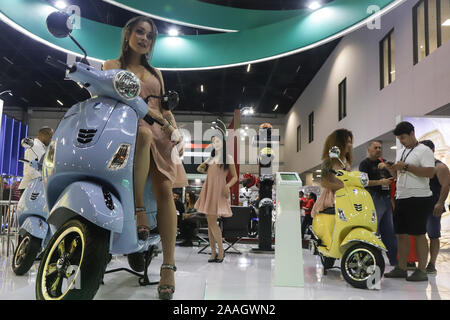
47, 181, 123, 233
19, 216, 49, 242
17, 178, 48, 226
340, 227, 387, 252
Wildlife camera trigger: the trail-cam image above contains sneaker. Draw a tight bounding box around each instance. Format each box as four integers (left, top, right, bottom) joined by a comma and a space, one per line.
406, 269, 428, 282
425, 263, 437, 275
407, 262, 417, 270
384, 266, 407, 278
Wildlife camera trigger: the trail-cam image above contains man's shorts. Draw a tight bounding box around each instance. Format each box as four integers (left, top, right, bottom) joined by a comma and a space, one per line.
394, 196, 433, 235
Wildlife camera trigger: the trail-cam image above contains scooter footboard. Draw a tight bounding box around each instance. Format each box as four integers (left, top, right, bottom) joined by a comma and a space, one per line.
47, 181, 123, 233
340, 228, 387, 252
20, 216, 49, 244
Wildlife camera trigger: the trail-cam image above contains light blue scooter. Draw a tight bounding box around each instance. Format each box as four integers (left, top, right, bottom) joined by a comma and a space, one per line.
35, 11, 179, 300
12, 139, 53, 275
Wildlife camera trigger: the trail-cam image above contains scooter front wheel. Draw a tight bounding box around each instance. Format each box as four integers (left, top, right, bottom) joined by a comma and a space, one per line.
12, 233, 41, 275
35, 217, 109, 300
341, 244, 385, 289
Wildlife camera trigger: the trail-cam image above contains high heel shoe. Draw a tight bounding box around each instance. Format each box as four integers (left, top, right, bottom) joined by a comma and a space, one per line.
208, 254, 217, 263
158, 264, 177, 300
135, 207, 150, 241
215, 253, 225, 263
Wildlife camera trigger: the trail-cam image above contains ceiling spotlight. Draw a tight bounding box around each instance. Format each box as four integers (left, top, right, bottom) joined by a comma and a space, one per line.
55, 1, 68, 10
57, 99, 64, 106
168, 28, 179, 37
308, 1, 321, 10
200, 84, 204, 92
3, 56, 13, 65
246, 64, 251, 72
273, 104, 279, 111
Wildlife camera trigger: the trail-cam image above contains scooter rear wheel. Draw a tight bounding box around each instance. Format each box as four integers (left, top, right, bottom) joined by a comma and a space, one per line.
341, 243, 385, 289
35, 217, 109, 300
12, 233, 41, 275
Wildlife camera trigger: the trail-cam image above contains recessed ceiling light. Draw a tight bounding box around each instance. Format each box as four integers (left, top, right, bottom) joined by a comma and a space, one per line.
273, 104, 279, 111
35, 81, 43, 88
57, 99, 64, 106
3, 56, 13, 65
308, 1, 321, 10
200, 84, 204, 92
55, 1, 67, 10
246, 64, 251, 72
168, 28, 179, 37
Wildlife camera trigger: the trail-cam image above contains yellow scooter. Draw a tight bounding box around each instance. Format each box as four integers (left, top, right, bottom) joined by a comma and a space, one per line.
309, 147, 387, 289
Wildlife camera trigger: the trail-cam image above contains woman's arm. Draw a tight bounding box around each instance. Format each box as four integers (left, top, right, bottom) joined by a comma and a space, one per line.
197, 158, 211, 173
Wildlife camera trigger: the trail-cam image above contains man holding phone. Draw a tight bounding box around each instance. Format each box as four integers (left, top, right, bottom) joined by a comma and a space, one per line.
359, 140, 398, 266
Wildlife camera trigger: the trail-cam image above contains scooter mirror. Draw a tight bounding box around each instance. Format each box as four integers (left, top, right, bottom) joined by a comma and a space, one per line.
21, 137, 34, 149
46, 11, 73, 38
161, 91, 179, 111
329, 146, 341, 159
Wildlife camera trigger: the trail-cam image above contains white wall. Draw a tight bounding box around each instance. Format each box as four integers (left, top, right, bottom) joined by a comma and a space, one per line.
284, 0, 450, 175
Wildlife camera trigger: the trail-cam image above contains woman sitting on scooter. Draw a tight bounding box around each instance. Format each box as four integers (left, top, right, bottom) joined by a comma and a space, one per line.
103, 16, 188, 300
311, 129, 353, 217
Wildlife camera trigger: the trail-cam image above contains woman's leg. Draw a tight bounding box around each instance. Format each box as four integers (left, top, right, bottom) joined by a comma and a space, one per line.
134, 126, 153, 229
207, 215, 224, 259
207, 221, 217, 259
149, 156, 177, 292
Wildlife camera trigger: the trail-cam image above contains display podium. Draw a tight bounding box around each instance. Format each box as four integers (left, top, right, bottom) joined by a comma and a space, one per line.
274, 172, 304, 287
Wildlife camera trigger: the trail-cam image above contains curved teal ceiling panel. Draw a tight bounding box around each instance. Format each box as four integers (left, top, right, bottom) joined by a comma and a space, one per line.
0, 0, 405, 70
103, 0, 308, 32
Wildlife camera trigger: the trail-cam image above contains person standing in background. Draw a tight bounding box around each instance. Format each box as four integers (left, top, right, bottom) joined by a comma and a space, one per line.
18, 127, 54, 193
384, 122, 435, 282
195, 134, 238, 263
301, 192, 316, 238
420, 140, 450, 275
360, 140, 398, 266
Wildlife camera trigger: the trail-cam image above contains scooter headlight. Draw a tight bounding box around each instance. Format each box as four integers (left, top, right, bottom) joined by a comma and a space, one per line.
44, 141, 56, 168
113, 70, 141, 100
337, 208, 347, 222
107, 144, 131, 170
360, 172, 369, 187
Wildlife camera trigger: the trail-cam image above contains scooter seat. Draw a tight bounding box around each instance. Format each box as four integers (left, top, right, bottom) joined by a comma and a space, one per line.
321, 207, 335, 215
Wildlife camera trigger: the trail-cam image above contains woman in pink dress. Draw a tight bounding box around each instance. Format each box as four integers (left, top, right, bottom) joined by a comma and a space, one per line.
103, 16, 187, 300
195, 134, 238, 263
311, 129, 353, 217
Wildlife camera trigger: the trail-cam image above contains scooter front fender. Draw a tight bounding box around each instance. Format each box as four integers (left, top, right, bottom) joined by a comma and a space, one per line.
19, 216, 48, 243
47, 181, 123, 233
340, 228, 387, 252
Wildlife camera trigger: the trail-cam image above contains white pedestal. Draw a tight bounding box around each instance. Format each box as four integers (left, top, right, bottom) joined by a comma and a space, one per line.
274, 174, 304, 287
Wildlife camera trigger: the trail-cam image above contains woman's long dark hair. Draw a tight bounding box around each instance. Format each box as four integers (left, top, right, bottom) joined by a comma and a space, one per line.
186, 191, 196, 208
118, 16, 163, 93
210, 135, 229, 171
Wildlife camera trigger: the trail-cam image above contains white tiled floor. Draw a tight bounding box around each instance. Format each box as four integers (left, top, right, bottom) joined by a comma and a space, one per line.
1, 239, 450, 300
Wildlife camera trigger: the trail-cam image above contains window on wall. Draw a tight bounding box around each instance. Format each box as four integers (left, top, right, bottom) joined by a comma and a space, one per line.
414, 0, 450, 64
338, 78, 347, 121
308, 112, 314, 143
380, 29, 396, 89
297, 125, 301, 152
